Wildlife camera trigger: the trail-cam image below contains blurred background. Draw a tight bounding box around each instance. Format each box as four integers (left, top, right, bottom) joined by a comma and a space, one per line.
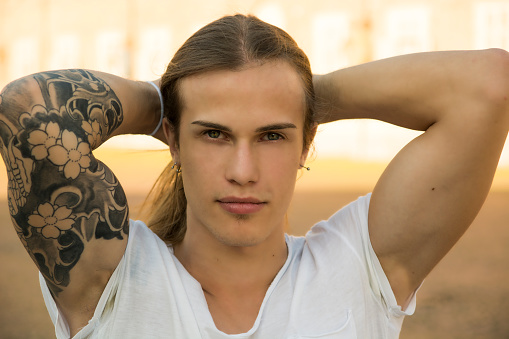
0, 0, 508, 338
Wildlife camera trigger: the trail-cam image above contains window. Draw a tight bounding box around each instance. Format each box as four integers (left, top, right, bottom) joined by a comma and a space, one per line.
475, 2, 509, 49
9, 37, 39, 80
135, 27, 172, 80
375, 6, 431, 59
49, 34, 80, 70
311, 12, 350, 74
255, 3, 286, 29
95, 31, 128, 77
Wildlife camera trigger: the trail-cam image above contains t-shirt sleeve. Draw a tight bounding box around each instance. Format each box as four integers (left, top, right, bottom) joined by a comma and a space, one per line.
354, 194, 419, 317
311, 193, 419, 317
39, 221, 132, 339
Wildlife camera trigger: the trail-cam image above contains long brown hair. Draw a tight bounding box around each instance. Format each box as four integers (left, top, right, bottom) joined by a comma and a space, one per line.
146, 14, 316, 244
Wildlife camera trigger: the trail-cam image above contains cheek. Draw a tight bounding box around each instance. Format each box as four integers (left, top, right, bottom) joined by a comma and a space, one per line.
178, 134, 219, 167
261, 143, 303, 167
178, 140, 220, 198
260, 146, 301, 186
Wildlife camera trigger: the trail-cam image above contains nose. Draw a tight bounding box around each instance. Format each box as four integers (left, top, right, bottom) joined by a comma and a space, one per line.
225, 142, 259, 186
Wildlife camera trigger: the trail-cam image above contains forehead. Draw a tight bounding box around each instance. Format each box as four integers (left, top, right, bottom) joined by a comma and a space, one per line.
178, 61, 306, 127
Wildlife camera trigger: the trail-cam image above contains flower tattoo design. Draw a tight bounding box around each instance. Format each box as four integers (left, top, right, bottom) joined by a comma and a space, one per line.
27, 202, 75, 239
47, 130, 92, 179
27, 121, 60, 160
82, 119, 102, 148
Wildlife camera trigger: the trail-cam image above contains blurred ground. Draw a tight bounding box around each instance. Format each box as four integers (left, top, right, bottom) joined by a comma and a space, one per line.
0, 148, 508, 338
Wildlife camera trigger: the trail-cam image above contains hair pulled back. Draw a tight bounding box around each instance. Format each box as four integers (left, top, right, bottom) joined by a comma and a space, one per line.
146, 14, 316, 244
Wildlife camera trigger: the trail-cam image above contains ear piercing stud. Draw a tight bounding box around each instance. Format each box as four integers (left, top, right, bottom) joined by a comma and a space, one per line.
171, 163, 182, 173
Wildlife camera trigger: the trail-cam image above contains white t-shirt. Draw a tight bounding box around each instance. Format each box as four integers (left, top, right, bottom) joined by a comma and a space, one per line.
40, 193, 417, 339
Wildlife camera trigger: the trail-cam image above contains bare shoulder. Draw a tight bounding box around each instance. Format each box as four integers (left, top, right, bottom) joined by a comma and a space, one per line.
0, 70, 129, 330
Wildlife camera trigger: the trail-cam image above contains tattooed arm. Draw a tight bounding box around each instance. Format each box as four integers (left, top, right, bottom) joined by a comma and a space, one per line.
0, 70, 161, 335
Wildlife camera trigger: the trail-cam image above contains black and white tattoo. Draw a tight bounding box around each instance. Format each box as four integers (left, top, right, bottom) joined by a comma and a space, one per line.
0, 70, 128, 295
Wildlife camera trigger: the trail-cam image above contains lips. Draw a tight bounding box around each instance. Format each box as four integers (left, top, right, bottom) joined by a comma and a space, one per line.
217, 196, 266, 214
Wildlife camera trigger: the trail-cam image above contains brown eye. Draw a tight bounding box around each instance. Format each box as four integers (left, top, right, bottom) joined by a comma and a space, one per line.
207, 130, 221, 138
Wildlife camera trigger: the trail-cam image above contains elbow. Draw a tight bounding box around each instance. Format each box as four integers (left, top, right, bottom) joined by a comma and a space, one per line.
0, 76, 39, 120
483, 48, 509, 94
2, 75, 34, 96
472, 48, 509, 127
481, 48, 509, 100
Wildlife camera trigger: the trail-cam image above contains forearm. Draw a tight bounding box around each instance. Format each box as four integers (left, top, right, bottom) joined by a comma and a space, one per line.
99, 73, 163, 142
314, 49, 509, 131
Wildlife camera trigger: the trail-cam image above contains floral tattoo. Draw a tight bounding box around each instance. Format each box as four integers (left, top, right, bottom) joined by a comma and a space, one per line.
0, 70, 128, 295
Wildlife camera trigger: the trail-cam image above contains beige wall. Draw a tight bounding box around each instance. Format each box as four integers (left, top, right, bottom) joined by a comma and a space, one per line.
4, 0, 509, 87
2, 0, 509, 162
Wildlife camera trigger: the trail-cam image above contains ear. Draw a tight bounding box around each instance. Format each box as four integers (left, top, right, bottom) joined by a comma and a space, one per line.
300, 124, 318, 165
162, 119, 180, 164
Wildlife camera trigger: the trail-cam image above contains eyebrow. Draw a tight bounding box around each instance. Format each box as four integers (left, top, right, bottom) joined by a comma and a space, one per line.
191, 120, 232, 132
191, 120, 297, 133
255, 123, 297, 133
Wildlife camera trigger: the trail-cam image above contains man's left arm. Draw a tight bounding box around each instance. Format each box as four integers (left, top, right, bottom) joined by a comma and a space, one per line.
314, 49, 509, 307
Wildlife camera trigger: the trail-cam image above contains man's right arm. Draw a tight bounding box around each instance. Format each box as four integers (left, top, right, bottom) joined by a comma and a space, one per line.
313, 49, 509, 306
0, 70, 161, 334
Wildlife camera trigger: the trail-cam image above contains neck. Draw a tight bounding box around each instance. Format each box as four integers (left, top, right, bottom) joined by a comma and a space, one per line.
173, 225, 288, 296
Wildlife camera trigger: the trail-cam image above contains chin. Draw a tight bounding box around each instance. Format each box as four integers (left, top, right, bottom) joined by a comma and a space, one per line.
210, 221, 272, 248
189, 207, 283, 248
217, 236, 262, 248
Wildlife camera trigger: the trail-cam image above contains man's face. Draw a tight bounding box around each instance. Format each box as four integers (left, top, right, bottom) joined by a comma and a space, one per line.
166, 61, 311, 248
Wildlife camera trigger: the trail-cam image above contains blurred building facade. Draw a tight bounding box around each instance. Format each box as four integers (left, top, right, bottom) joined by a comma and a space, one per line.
1, 0, 509, 162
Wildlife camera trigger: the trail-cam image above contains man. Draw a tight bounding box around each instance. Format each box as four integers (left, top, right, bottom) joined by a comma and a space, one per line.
1, 15, 508, 338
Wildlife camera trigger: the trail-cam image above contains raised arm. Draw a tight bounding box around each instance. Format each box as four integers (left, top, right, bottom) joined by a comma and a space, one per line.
314, 49, 509, 306
0, 70, 161, 334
